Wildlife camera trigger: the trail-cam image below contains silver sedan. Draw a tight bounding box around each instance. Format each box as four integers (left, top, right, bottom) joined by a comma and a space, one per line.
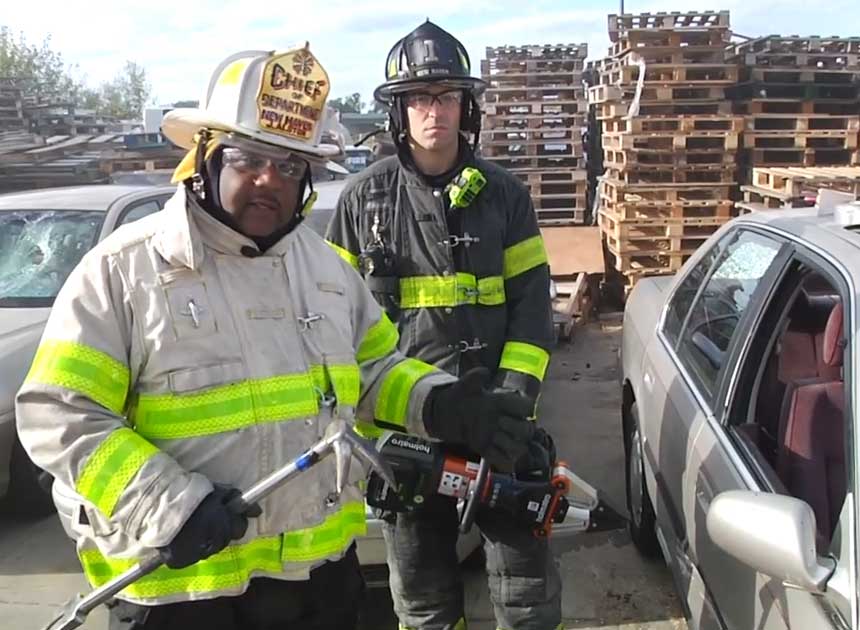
620, 201, 860, 629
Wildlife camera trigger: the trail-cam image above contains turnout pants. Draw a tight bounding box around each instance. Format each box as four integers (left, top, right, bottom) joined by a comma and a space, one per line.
108, 545, 365, 630
382, 494, 562, 630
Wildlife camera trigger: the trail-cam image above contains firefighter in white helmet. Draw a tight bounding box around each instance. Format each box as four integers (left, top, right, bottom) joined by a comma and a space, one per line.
16, 45, 534, 630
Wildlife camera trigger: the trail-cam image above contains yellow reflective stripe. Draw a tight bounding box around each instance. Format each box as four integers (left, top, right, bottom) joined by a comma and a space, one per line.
477, 276, 505, 305
327, 364, 360, 407
503, 235, 548, 279
399, 274, 505, 308
326, 240, 359, 269
76, 428, 158, 518
133, 365, 358, 440
26, 340, 130, 414
79, 501, 366, 599
357, 313, 399, 363
282, 500, 366, 561
375, 358, 437, 427
133, 374, 318, 440
499, 341, 550, 381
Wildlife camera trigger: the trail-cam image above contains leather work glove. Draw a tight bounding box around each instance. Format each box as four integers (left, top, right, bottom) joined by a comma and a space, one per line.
424, 367, 535, 472
158, 485, 261, 569
515, 427, 557, 482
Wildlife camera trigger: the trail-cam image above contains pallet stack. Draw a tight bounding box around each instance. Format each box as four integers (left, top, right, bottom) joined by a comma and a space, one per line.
480, 43, 588, 225
737, 166, 860, 211
590, 11, 742, 292
0, 79, 28, 132
730, 36, 860, 211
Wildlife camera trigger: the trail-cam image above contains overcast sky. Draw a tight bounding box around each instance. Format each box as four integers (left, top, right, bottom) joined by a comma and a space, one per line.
3, 0, 857, 109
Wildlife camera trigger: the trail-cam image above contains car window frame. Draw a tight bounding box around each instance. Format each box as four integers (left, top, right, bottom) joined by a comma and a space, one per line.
663, 225, 792, 414
714, 231, 856, 630
113, 195, 170, 229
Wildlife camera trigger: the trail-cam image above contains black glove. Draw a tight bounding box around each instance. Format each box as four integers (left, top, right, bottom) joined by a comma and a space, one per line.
424, 367, 535, 472
158, 485, 260, 569
515, 427, 557, 481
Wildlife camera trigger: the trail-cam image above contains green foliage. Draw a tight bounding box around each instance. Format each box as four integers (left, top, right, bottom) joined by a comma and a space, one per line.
0, 27, 152, 119
328, 92, 365, 114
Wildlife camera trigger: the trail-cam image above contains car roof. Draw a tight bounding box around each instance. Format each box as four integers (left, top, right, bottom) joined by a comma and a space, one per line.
0, 185, 175, 212
735, 206, 860, 255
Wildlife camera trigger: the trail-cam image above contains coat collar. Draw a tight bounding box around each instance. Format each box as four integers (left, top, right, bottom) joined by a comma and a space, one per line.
153, 186, 295, 270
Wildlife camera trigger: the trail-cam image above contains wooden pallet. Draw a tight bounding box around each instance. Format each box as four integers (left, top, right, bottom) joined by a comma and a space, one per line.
480, 141, 582, 159
482, 115, 587, 133
736, 35, 860, 56
535, 207, 586, 226
608, 11, 730, 42
485, 44, 588, 61
481, 59, 585, 76
598, 100, 732, 119
600, 178, 734, 203
740, 184, 802, 209
602, 131, 739, 151
601, 63, 738, 86
734, 100, 860, 116
600, 197, 734, 220
736, 51, 859, 70
728, 82, 860, 101
743, 147, 860, 167
606, 165, 736, 185
482, 72, 584, 89
599, 209, 729, 238
484, 101, 587, 117
533, 193, 587, 210
603, 148, 735, 168
741, 132, 858, 150
605, 246, 690, 274
484, 87, 586, 103
745, 114, 859, 133
481, 128, 582, 144
743, 67, 859, 84
609, 31, 728, 57
752, 166, 860, 197
482, 155, 584, 170
603, 115, 745, 134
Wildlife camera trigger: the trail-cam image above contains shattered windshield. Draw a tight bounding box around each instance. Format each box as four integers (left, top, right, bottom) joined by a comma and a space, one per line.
0, 210, 104, 307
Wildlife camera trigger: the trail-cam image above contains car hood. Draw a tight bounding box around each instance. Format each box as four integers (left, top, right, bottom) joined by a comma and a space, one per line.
0, 308, 50, 411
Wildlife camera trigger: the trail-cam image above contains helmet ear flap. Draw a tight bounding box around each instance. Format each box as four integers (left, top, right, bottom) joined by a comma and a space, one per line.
460, 92, 482, 148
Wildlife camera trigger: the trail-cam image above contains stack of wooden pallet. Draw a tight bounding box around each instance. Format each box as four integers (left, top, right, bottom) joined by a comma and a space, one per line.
0, 79, 28, 132
480, 43, 588, 225
738, 166, 860, 211
730, 36, 860, 177
589, 11, 742, 291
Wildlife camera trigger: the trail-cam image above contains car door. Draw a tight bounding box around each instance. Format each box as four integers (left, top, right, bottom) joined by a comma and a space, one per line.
644, 226, 790, 628
684, 235, 851, 630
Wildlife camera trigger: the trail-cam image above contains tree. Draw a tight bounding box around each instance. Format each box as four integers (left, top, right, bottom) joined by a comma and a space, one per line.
0, 27, 85, 104
0, 28, 152, 120
328, 92, 364, 114
172, 100, 199, 108
368, 100, 388, 114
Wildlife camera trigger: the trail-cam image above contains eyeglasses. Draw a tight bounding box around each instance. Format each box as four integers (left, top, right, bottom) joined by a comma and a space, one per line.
404, 90, 463, 111
221, 147, 308, 179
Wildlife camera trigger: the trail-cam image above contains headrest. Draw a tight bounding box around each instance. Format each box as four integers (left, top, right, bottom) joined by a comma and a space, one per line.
823, 303, 845, 368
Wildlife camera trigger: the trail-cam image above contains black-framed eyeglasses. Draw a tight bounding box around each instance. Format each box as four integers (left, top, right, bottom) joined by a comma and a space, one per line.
404, 90, 464, 111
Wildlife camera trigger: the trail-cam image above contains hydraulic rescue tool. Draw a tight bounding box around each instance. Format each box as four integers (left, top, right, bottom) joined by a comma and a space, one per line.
42, 421, 396, 630
366, 433, 624, 537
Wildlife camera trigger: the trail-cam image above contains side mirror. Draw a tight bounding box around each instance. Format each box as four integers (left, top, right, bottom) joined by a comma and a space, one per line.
707, 491, 835, 592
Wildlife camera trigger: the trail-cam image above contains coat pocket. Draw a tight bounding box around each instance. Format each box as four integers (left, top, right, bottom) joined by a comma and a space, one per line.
164, 282, 218, 340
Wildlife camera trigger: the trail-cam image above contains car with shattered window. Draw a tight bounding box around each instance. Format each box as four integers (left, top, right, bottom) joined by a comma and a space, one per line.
0, 185, 174, 516
620, 200, 860, 629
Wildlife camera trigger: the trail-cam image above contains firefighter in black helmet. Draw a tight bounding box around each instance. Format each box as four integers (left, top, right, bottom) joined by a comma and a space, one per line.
326, 21, 561, 630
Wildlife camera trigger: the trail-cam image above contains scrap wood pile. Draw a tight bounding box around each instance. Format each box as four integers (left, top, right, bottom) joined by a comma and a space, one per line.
480, 43, 589, 226
589, 11, 740, 294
